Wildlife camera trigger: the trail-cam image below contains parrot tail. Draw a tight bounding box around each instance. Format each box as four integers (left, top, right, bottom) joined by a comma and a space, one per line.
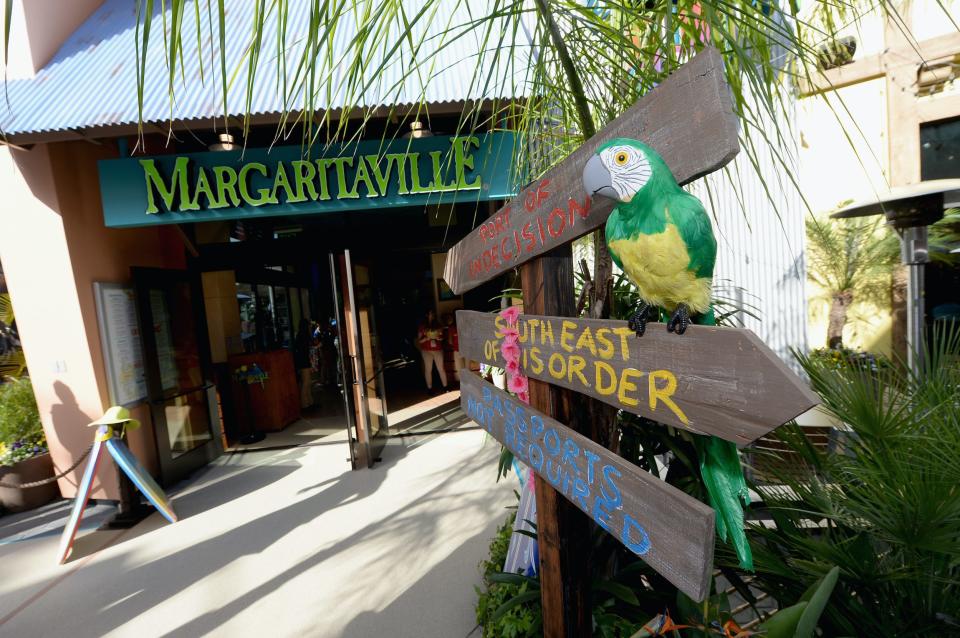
694, 304, 753, 571
696, 436, 753, 571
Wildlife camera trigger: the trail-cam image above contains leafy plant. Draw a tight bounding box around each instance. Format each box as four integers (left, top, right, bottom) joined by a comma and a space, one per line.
476, 509, 544, 638
806, 346, 890, 374
0, 378, 46, 467
111, 0, 949, 312
805, 215, 899, 349
0, 292, 26, 380
930, 208, 960, 265
741, 322, 960, 637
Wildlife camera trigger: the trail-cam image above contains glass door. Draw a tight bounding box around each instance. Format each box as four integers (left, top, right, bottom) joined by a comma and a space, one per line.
329, 250, 390, 468
329, 253, 359, 468
133, 267, 223, 485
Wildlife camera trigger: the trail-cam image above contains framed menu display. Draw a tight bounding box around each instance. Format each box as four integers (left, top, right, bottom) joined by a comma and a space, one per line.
94, 282, 148, 406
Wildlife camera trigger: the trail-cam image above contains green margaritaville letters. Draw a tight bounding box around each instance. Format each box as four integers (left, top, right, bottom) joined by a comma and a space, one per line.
139, 137, 486, 216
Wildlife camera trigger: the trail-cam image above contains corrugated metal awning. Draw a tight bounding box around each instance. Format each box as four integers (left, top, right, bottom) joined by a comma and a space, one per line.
0, 0, 529, 142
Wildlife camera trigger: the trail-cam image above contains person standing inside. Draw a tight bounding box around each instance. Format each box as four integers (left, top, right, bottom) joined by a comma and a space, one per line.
417, 309, 447, 394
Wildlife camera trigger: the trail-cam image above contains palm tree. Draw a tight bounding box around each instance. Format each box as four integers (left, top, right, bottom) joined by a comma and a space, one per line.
0, 293, 27, 380
112, 0, 940, 315
805, 215, 899, 349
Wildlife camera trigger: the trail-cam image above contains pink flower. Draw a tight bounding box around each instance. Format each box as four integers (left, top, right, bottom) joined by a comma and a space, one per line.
500, 305, 521, 325
501, 340, 521, 363
517, 390, 530, 405
508, 373, 529, 394
505, 359, 521, 375
499, 326, 520, 339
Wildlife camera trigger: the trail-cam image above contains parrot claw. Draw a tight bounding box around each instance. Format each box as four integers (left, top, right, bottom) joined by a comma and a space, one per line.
628, 301, 650, 338
667, 304, 690, 335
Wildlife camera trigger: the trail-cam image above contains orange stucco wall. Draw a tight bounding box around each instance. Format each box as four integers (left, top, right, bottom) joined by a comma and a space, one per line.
0, 139, 185, 499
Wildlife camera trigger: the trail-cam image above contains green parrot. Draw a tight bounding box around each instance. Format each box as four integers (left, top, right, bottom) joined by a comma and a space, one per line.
582, 137, 754, 570
582, 137, 716, 336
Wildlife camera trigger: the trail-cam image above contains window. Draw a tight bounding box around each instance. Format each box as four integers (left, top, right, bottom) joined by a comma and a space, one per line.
921, 117, 960, 180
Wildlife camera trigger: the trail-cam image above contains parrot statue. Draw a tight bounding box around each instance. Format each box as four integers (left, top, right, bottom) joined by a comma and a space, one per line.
582, 137, 715, 336
582, 137, 754, 570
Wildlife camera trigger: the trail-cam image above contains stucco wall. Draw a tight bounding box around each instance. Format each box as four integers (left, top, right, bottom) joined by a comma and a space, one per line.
0, 139, 184, 499
798, 78, 894, 355
0, 0, 104, 80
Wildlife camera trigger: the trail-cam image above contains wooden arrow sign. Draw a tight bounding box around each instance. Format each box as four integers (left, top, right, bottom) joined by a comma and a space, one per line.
461, 372, 716, 600
457, 310, 819, 445
443, 46, 739, 295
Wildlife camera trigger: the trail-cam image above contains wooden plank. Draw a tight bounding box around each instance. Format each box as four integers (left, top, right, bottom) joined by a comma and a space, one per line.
461, 372, 716, 601
443, 46, 739, 295
521, 247, 591, 637
456, 310, 819, 445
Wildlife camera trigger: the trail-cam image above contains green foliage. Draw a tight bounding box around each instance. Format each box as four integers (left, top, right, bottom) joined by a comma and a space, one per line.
0, 377, 46, 467
112, 0, 956, 254
806, 346, 890, 374
0, 293, 13, 325
743, 323, 960, 637
930, 208, 960, 265
0, 349, 27, 380
476, 510, 544, 638
805, 215, 899, 303
0, 293, 27, 380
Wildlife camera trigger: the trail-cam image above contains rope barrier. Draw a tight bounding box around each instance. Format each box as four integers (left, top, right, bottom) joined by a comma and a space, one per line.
0, 444, 94, 489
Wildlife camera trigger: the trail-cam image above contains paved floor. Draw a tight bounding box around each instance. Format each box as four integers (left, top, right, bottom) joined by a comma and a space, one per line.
0, 392, 515, 638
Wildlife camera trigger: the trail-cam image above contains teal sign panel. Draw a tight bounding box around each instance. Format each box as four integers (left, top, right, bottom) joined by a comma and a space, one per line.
98, 132, 519, 228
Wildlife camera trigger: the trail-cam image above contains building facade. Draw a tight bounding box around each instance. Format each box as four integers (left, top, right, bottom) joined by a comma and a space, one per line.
798, 0, 960, 354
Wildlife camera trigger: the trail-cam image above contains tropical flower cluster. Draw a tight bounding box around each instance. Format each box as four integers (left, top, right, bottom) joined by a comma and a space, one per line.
499, 306, 528, 404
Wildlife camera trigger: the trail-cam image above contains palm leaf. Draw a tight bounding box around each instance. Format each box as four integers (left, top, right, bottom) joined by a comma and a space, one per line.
0, 293, 13, 326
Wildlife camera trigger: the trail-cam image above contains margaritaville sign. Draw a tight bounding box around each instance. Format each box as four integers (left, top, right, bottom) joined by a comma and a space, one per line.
98, 133, 518, 228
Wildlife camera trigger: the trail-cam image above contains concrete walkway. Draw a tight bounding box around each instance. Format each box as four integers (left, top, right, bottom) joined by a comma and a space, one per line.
0, 393, 515, 637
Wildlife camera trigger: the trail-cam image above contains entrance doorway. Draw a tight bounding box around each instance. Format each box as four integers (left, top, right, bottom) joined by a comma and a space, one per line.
132, 267, 223, 486
330, 250, 390, 469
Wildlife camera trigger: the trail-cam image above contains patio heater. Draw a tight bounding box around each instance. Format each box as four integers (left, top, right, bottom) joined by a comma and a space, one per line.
831, 179, 960, 372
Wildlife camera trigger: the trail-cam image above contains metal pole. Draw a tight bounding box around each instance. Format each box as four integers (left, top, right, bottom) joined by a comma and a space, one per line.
901, 226, 928, 373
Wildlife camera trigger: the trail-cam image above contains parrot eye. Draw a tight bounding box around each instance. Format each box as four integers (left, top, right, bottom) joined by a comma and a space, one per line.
614, 151, 630, 166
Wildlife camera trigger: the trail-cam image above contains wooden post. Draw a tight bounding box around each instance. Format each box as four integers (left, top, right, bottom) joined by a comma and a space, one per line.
521, 246, 591, 637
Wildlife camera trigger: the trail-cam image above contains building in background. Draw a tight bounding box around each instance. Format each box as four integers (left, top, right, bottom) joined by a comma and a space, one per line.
798, 0, 960, 356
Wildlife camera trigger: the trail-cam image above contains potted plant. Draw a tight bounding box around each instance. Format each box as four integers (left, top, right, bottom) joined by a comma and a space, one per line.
0, 378, 59, 512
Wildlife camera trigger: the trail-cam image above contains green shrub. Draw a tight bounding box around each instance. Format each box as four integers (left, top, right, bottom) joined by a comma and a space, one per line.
743, 324, 960, 636
475, 510, 543, 638
806, 346, 891, 373
0, 378, 46, 467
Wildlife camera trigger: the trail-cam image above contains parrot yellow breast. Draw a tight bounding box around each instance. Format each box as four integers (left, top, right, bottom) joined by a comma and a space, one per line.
609, 224, 712, 313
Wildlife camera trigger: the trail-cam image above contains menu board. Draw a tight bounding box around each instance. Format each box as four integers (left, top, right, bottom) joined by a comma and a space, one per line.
94, 283, 148, 406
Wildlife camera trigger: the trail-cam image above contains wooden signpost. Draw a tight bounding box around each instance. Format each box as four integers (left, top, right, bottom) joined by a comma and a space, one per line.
442, 47, 739, 296
461, 372, 717, 599
444, 47, 820, 636
456, 311, 818, 445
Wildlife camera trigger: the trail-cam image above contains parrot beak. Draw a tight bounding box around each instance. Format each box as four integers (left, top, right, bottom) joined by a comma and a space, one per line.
582, 154, 619, 202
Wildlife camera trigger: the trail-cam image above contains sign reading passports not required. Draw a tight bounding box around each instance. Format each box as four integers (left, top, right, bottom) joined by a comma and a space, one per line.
461, 372, 716, 600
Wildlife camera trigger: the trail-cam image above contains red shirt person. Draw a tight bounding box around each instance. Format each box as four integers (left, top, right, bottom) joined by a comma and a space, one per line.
417, 309, 447, 393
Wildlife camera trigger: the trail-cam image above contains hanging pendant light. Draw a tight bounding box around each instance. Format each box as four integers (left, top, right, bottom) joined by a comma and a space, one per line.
208, 133, 238, 152
403, 121, 433, 139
